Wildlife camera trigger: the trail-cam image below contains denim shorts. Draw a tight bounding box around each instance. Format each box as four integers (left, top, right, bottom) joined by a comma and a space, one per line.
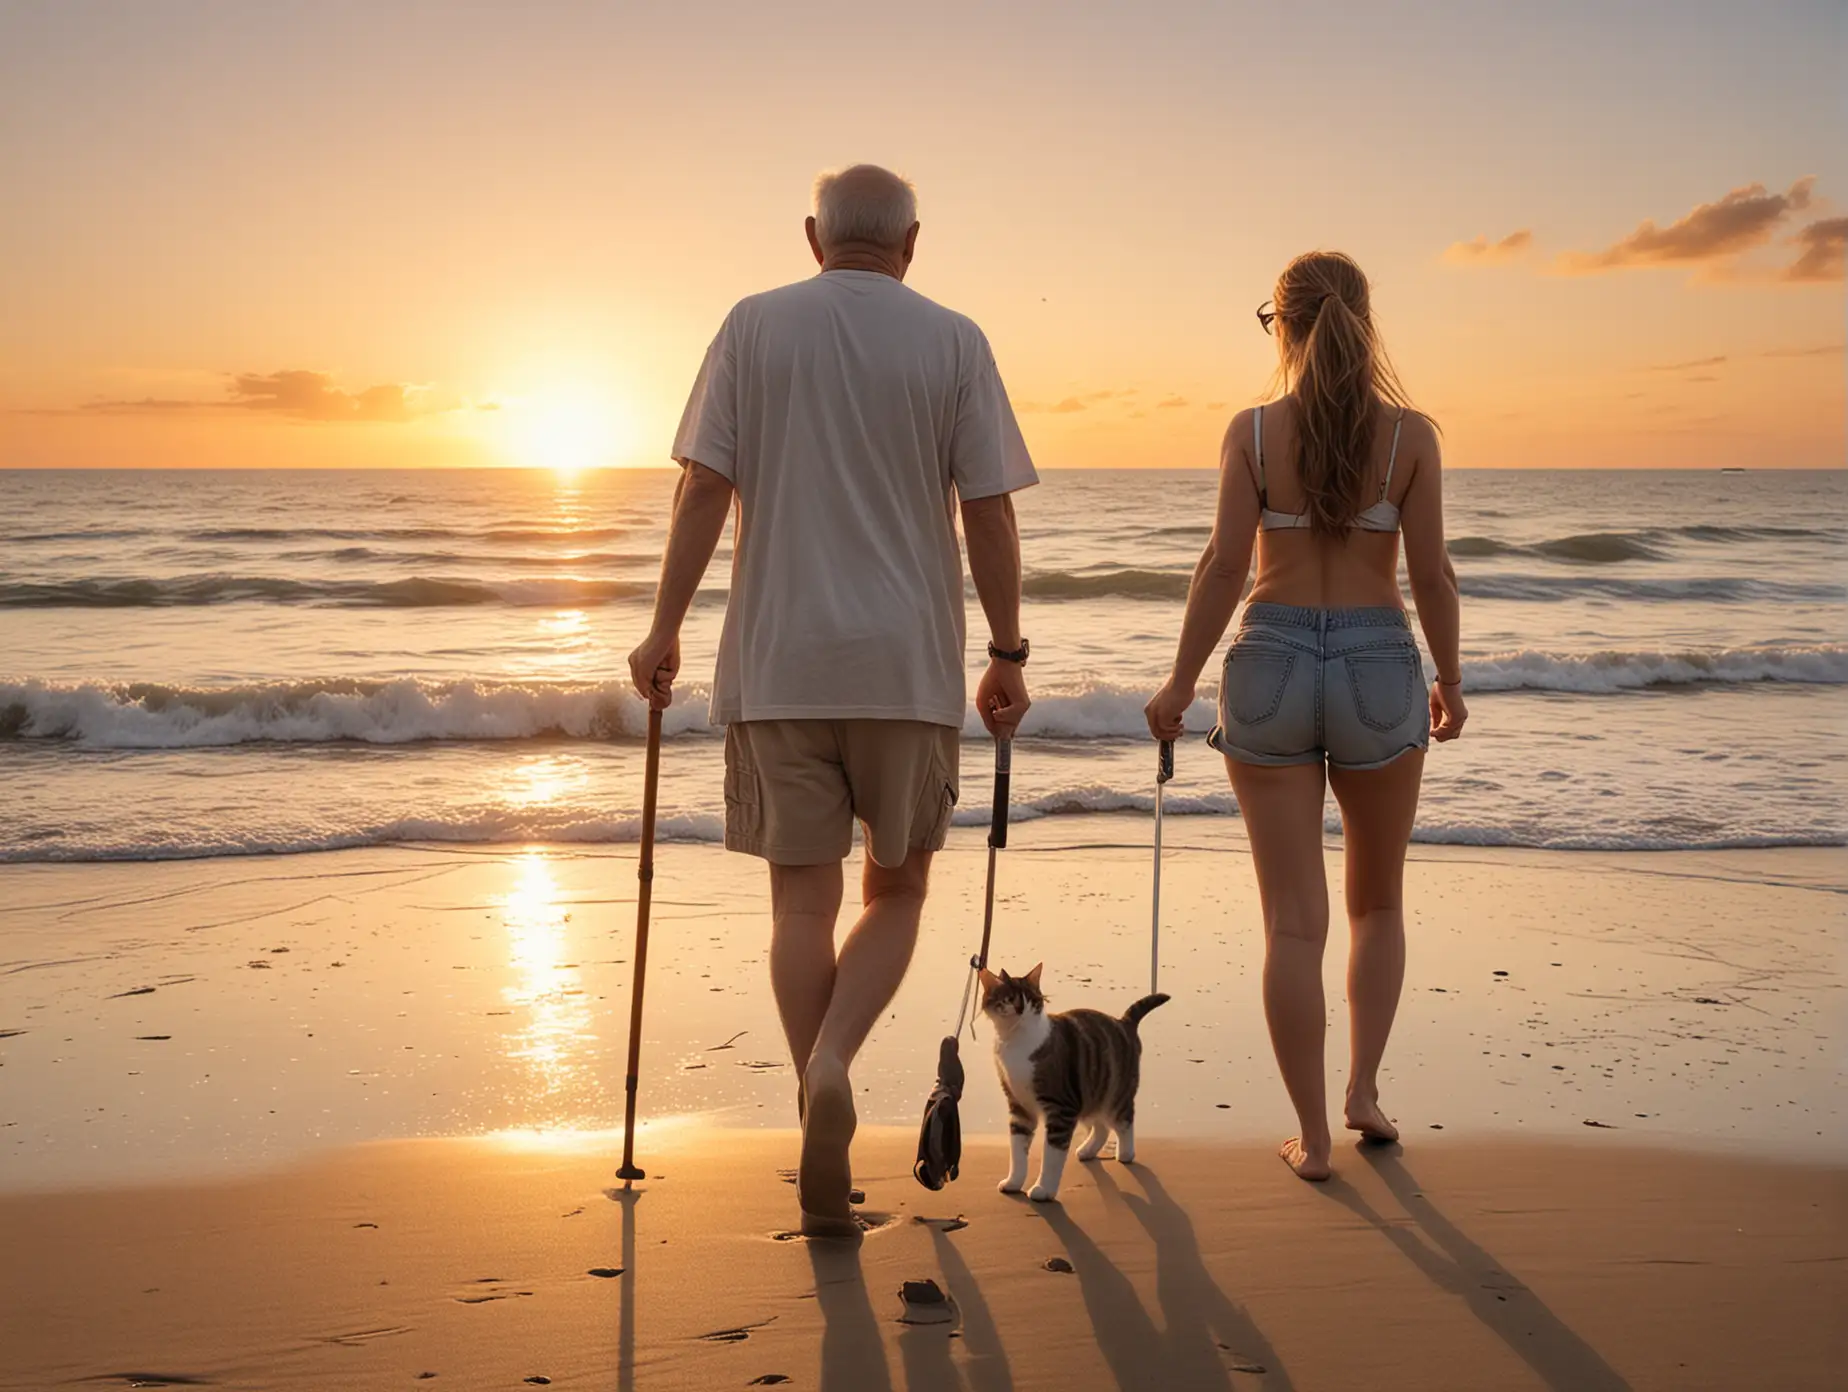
1207, 604, 1430, 770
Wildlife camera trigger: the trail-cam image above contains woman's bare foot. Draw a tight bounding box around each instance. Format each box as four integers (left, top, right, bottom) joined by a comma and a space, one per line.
1278, 1137, 1331, 1181
1344, 1093, 1400, 1143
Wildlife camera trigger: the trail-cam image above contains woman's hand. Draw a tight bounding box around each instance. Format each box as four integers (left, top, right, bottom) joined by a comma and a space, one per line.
1144, 678, 1194, 742
1430, 680, 1468, 742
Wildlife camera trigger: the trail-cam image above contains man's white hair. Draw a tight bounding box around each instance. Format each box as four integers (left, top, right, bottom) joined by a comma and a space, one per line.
812, 164, 918, 251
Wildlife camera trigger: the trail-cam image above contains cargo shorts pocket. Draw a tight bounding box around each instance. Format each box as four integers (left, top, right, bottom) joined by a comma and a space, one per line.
1345, 648, 1421, 732
1223, 643, 1297, 727
910, 750, 958, 850
722, 727, 764, 838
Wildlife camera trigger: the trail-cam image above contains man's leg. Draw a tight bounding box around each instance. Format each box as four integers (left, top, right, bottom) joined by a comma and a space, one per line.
768, 861, 845, 1105
800, 850, 932, 1230
723, 720, 853, 1132
809, 851, 932, 1071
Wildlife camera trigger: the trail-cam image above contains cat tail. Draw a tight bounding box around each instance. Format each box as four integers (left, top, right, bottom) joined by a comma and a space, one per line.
1123, 993, 1170, 1029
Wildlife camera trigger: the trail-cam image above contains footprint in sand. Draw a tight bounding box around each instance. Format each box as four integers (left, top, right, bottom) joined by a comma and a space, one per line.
897, 1278, 957, 1325
698, 1317, 778, 1343
913, 1216, 968, 1233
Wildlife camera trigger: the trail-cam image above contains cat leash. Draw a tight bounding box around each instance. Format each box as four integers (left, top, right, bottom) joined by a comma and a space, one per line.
1151, 738, 1173, 994
953, 736, 1011, 1041
913, 736, 1011, 1191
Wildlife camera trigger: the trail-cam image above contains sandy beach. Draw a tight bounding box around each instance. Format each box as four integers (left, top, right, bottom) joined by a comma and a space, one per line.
2, 821, 1843, 1387
2, 1129, 1843, 1391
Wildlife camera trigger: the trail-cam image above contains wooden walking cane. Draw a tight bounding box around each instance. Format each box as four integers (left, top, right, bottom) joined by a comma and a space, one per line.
616, 706, 663, 1185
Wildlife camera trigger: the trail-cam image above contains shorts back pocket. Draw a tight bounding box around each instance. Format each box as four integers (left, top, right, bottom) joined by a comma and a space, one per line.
1345, 648, 1421, 732
1224, 644, 1297, 726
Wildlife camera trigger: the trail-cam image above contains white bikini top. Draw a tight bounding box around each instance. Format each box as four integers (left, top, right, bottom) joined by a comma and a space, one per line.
1255, 405, 1405, 533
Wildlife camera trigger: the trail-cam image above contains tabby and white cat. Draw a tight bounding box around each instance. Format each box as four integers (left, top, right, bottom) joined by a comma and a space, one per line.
978, 963, 1169, 1202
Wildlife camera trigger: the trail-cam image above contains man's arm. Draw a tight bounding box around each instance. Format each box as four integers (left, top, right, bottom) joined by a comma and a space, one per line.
627, 462, 735, 709
961, 491, 1029, 737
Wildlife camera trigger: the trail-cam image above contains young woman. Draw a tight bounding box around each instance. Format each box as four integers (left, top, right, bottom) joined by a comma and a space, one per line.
1145, 251, 1466, 1181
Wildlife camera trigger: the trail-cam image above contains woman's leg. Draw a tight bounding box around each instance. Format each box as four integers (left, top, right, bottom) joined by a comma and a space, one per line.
1327, 750, 1424, 1143
1227, 756, 1333, 1180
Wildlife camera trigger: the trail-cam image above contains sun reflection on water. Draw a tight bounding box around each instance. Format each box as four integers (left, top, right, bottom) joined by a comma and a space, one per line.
503, 752, 592, 808
499, 851, 598, 1124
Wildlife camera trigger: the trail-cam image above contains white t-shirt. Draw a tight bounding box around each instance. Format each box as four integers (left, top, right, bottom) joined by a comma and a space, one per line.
673, 270, 1037, 728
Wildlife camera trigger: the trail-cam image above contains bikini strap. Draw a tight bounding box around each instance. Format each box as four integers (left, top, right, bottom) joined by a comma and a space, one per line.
1381, 409, 1406, 500
1253, 405, 1267, 506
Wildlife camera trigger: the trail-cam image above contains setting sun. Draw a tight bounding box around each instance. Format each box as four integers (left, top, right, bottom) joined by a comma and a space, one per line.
505, 386, 637, 472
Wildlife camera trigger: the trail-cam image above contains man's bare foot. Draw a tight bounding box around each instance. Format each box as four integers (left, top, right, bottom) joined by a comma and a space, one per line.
799, 1207, 862, 1241
1344, 1096, 1400, 1144
799, 1056, 856, 1224
1279, 1137, 1331, 1181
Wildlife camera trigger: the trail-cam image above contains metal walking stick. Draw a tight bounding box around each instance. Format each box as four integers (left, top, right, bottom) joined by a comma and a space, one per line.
616, 705, 663, 1185
1151, 739, 1173, 994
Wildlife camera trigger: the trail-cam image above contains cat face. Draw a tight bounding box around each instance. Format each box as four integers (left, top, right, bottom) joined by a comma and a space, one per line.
978, 963, 1045, 1020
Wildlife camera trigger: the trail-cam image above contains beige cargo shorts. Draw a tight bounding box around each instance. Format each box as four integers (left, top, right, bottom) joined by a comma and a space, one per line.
722, 719, 960, 867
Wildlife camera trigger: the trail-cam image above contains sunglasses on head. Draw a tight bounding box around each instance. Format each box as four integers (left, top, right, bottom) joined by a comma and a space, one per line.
1256, 300, 1277, 335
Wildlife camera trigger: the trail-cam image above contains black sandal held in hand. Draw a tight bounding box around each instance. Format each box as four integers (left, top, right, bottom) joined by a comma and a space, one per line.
913, 1035, 965, 1190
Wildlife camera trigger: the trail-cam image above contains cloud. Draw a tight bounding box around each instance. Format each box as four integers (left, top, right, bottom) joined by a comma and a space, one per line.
226, 370, 445, 421
1157, 396, 1189, 408
1443, 230, 1534, 265
66, 397, 203, 415
1559, 177, 1814, 273
1784, 217, 1848, 283
70, 369, 457, 422
1762, 342, 1845, 358
1647, 355, 1727, 372
1047, 397, 1087, 414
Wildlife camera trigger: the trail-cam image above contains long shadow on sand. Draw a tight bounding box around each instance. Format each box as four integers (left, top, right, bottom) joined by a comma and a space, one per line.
927, 1224, 1015, 1392
807, 1241, 896, 1392
805, 1232, 1013, 1392
1319, 1144, 1632, 1392
1100, 1163, 1294, 1390
1040, 1162, 1294, 1391
613, 1187, 639, 1392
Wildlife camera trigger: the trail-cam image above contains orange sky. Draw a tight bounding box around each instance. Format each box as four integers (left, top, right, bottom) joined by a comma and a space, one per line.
1, 2, 1842, 470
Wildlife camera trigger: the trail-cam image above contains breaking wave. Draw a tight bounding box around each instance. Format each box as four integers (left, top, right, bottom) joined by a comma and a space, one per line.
6, 648, 1841, 750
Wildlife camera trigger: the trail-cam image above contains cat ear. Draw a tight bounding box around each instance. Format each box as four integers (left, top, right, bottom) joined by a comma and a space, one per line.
977, 967, 1000, 994
1024, 963, 1043, 989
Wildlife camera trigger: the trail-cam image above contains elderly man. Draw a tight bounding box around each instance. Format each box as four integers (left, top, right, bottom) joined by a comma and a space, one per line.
627, 164, 1036, 1235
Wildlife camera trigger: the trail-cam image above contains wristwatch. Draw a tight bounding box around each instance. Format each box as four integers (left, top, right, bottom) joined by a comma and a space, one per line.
987, 639, 1031, 665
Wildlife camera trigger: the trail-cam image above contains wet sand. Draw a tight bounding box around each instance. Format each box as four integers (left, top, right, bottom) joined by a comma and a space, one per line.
2, 821, 1841, 1189
1, 822, 1844, 1386
0, 1128, 1842, 1390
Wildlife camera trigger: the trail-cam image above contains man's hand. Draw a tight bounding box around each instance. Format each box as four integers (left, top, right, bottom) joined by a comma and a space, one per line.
975, 657, 1030, 738
627, 628, 681, 710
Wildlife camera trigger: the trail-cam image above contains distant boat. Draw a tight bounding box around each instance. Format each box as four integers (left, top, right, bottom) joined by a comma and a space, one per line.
1720, 467, 1747, 474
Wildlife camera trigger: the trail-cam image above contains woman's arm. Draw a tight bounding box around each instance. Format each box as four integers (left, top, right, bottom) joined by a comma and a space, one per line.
1398, 419, 1467, 740
1145, 416, 1260, 739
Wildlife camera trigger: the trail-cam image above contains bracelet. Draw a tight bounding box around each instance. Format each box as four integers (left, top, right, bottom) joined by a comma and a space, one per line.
1436, 675, 1463, 687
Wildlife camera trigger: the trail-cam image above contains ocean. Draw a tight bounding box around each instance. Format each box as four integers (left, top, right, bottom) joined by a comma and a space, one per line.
3, 466, 1844, 862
